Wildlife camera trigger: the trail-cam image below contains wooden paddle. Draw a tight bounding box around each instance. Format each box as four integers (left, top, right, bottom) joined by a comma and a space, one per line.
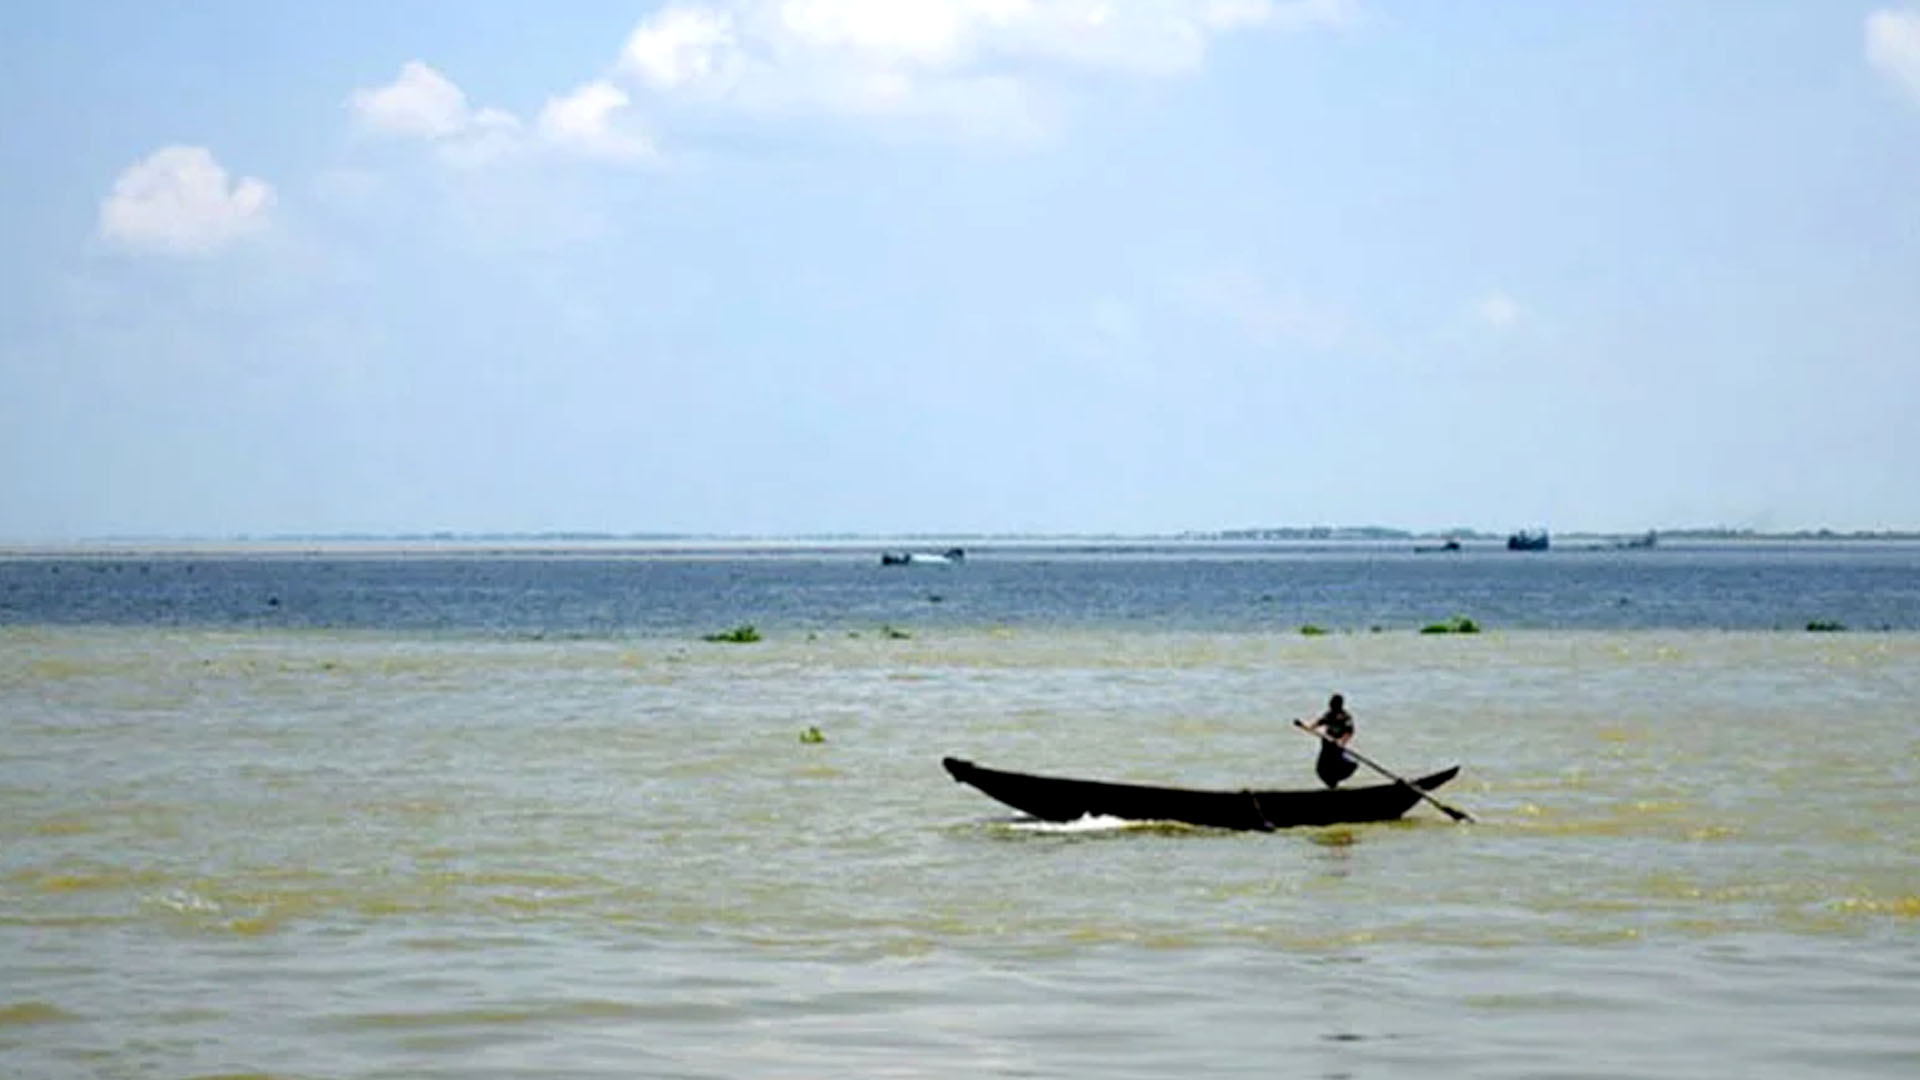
1293, 720, 1475, 823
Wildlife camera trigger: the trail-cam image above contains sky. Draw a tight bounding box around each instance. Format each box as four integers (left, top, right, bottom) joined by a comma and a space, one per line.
3, 1, 1919, 539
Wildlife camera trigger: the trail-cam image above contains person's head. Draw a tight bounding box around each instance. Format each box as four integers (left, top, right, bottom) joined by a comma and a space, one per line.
1329, 693, 1344, 710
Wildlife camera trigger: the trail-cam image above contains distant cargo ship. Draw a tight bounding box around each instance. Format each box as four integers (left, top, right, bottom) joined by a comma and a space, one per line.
1507, 530, 1550, 551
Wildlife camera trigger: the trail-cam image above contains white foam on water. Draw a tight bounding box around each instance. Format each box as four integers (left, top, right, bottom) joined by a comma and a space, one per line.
1003, 814, 1191, 834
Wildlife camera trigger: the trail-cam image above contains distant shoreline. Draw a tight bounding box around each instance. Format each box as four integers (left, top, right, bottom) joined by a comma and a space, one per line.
21, 525, 1920, 543
4, 528, 1920, 558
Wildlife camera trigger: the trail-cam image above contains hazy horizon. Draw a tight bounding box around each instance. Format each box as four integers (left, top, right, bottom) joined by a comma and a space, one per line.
9, 522, 1920, 549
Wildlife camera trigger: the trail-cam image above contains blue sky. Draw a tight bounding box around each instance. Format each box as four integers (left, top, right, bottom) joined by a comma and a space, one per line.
3, 1, 1918, 539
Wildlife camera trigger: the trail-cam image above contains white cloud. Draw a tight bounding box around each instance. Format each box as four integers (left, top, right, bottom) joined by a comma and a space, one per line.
1205, 0, 1357, 32
348, 62, 655, 168
537, 81, 653, 160
348, 61, 527, 167
777, 0, 1005, 66
1474, 290, 1521, 330
439, 107, 530, 168
98, 145, 274, 255
1867, 8, 1920, 106
349, 60, 473, 137
623, 5, 743, 89
613, 0, 1353, 135
343, 1, 1352, 164
1203, 0, 1275, 29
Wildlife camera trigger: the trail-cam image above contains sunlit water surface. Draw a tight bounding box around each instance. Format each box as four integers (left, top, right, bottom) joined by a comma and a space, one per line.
3, 538, 1920, 1076
3, 620, 1917, 1078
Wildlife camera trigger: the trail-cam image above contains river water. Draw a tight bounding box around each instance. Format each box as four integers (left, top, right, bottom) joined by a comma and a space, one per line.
2, 543, 1916, 1078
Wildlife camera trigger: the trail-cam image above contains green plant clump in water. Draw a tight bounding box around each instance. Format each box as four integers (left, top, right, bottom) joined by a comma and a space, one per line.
703, 624, 762, 644
799, 726, 825, 744
1299, 624, 1328, 636
882, 625, 913, 640
1420, 616, 1481, 635
1806, 620, 1846, 633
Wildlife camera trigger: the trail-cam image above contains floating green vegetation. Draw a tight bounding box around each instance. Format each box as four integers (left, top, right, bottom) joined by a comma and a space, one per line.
1299, 624, 1329, 636
1806, 620, 1846, 633
1421, 616, 1482, 635
702, 624, 761, 644
881, 625, 913, 640
799, 726, 826, 744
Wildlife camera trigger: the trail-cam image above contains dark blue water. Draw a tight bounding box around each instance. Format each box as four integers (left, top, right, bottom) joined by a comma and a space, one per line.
3, 542, 1915, 635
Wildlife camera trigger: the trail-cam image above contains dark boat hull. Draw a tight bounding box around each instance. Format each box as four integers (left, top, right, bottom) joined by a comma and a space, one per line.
943, 757, 1461, 831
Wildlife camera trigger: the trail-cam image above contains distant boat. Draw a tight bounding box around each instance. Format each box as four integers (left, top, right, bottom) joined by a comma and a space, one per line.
1415, 538, 1463, 554
881, 547, 965, 566
1507, 530, 1550, 551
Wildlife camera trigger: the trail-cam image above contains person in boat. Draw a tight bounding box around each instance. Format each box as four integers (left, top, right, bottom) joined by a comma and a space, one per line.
1304, 693, 1359, 788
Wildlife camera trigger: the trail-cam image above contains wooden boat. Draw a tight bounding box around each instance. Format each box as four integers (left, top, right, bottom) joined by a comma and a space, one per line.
942, 757, 1461, 832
